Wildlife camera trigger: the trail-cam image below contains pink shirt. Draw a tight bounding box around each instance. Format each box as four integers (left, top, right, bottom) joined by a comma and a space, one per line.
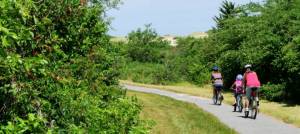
245, 72, 261, 87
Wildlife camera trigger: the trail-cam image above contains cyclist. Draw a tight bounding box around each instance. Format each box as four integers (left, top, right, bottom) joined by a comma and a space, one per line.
211, 66, 224, 101
243, 64, 261, 113
230, 74, 244, 111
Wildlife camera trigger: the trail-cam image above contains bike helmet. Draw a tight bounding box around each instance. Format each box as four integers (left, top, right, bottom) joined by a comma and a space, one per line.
244, 64, 252, 69
212, 66, 219, 71
236, 74, 243, 80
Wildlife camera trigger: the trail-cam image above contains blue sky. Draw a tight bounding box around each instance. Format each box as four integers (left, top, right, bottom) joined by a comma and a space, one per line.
107, 0, 263, 36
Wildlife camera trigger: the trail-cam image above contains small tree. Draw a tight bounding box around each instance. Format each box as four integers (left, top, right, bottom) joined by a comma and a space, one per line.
127, 24, 170, 63
214, 0, 238, 29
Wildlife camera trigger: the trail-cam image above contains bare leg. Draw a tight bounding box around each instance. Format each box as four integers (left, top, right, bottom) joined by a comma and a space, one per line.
213, 88, 216, 98
234, 94, 237, 105
245, 98, 249, 110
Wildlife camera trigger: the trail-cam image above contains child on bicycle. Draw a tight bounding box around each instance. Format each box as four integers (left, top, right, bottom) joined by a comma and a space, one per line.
230, 74, 244, 111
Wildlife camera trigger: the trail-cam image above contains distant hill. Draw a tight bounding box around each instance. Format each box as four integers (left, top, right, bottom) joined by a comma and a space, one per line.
188, 32, 208, 38
162, 32, 208, 46
162, 35, 178, 46
110, 36, 127, 42
110, 32, 208, 46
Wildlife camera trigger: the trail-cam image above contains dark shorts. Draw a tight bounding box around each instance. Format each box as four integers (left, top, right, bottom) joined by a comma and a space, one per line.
213, 85, 223, 91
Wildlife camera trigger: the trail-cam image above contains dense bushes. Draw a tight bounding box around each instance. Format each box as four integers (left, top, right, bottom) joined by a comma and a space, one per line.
117, 26, 212, 85
121, 62, 179, 85
0, 0, 147, 133
260, 83, 286, 102
174, 37, 211, 86
118, 26, 211, 85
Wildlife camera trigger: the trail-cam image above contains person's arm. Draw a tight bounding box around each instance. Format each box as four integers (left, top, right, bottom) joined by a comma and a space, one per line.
230, 82, 236, 90
255, 71, 261, 84
242, 73, 247, 89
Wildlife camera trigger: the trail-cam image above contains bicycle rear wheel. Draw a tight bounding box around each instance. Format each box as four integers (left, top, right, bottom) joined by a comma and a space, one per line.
213, 94, 217, 105
252, 108, 258, 119
252, 101, 258, 119
218, 93, 223, 105
237, 96, 243, 112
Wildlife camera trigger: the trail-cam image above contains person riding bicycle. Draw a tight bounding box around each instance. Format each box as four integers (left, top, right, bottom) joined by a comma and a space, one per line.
230, 74, 244, 111
211, 66, 224, 101
243, 64, 261, 113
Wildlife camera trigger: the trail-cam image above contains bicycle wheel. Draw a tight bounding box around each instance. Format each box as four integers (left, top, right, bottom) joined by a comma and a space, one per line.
237, 96, 243, 112
252, 101, 258, 119
218, 93, 223, 105
213, 94, 217, 105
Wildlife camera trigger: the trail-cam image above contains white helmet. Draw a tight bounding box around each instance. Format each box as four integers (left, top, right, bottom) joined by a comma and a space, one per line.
244, 64, 252, 69
236, 74, 243, 80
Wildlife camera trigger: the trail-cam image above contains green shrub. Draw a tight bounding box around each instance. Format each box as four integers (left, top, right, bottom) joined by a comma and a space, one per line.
0, 114, 52, 133
0, 0, 148, 132
174, 37, 211, 86
260, 83, 286, 102
121, 62, 179, 85
127, 25, 170, 63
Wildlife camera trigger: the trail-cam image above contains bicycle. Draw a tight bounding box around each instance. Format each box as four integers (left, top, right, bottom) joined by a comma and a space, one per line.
213, 89, 223, 105
232, 89, 244, 112
244, 87, 259, 119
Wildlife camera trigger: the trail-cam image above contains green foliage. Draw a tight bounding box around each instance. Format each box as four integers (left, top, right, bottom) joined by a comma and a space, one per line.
127, 25, 170, 63
121, 62, 179, 85
174, 37, 211, 86
214, 0, 239, 29
260, 83, 286, 102
0, 114, 52, 133
116, 25, 180, 85
119, 30, 211, 86
0, 0, 147, 133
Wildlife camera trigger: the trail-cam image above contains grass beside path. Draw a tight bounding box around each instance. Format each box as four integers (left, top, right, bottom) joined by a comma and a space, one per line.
122, 80, 300, 128
127, 91, 237, 134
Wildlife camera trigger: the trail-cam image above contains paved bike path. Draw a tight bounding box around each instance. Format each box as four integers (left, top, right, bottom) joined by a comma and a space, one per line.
123, 84, 300, 134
